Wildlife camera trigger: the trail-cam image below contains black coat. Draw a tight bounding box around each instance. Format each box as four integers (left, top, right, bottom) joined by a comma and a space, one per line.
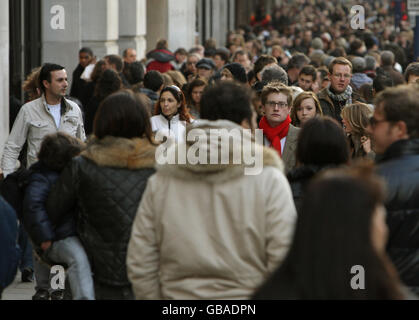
23, 162, 76, 247
70, 64, 88, 103
287, 165, 337, 212
377, 139, 419, 294
46, 137, 156, 287
0, 196, 19, 293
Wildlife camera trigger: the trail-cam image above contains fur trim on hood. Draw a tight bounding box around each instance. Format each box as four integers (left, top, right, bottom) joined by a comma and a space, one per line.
81, 136, 157, 169
156, 120, 284, 183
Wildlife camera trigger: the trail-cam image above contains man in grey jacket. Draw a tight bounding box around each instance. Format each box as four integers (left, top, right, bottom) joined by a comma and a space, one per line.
2, 63, 86, 177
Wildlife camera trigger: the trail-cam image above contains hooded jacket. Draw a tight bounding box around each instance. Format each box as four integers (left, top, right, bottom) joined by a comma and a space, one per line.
127, 120, 297, 299
146, 49, 175, 73
46, 136, 156, 287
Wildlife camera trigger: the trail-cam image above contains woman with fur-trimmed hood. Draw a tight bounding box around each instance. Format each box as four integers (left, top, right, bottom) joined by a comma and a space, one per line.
47, 90, 157, 300
127, 82, 297, 300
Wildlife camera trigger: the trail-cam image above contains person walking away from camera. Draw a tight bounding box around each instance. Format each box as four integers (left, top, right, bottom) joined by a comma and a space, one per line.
47, 91, 157, 300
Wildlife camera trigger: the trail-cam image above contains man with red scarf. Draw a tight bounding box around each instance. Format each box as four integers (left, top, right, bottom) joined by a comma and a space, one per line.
259, 83, 300, 172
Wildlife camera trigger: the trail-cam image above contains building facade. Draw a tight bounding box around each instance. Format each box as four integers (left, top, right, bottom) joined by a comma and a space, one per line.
1, 0, 269, 158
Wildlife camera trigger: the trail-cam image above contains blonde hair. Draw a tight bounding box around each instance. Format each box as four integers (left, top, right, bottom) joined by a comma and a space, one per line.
261, 82, 293, 107
341, 103, 373, 136
166, 71, 187, 89
291, 92, 323, 126
22, 67, 42, 102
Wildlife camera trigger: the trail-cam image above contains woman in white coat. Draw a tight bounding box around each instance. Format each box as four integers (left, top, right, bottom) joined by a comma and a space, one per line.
150, 85, 192, 143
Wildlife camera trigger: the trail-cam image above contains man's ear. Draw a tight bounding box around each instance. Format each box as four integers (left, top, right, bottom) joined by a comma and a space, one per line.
394, 120, 409, 139
42, 80, 50, 90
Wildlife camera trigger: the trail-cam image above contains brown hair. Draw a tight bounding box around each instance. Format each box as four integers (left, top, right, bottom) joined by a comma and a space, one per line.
155, 86, 192, 123
94, 90, 153, 142
22, 67, 42, 102
261, 82, 292, 107
291, 91, 323, 126
328, 57, 353, 74
38, 132, 85, 172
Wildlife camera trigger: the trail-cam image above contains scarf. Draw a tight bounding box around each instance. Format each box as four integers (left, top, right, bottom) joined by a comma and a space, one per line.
259, 115, 291, 157
327, 85, 353, 105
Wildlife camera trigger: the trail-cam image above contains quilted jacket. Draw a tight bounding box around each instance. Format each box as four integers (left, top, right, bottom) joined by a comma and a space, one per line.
23, 162, 76, 247
47, 136, 156, 287
376, 139, 419, 295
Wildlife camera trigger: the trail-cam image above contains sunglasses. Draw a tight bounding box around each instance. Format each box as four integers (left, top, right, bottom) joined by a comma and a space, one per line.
369, 116, 388, 128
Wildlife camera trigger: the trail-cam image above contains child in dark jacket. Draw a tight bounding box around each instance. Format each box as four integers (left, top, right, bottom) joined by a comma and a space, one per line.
23, 132, 94, 300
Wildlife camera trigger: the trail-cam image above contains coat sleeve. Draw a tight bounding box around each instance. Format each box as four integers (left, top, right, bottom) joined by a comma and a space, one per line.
46, 161, 78, 226
126, 177, 161, 300
23, 173, 55, 246
264, 168, 297, 274
1, 108, 30, 177
0, 197, 20, 291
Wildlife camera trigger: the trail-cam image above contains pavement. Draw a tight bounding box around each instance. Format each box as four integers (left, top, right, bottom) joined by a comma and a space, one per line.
2, 271, 35, 300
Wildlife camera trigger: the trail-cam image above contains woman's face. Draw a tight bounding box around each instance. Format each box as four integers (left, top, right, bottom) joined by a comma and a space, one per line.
191, 85, 205, 105
341, 116, 352, 134
296, 98, 317, 125
160, 91, 180, 118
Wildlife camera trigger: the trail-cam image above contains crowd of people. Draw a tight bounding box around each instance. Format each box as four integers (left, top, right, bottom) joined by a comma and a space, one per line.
1, 0, 419, 300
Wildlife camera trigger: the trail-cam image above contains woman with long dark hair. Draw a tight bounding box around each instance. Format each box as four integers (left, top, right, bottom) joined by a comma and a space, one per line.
151, 85, 192, 142
47, 90, 157, 299
254, 164, 410, 300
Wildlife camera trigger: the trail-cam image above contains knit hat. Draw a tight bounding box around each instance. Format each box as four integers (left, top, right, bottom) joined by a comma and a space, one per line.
223, 63, 247, 83
196, 58, 216, 70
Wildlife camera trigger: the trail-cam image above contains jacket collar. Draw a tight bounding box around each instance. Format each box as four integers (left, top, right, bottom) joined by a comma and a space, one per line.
379, 139, 419, 163
81, 136, 157, 169
41, 94, 72, 115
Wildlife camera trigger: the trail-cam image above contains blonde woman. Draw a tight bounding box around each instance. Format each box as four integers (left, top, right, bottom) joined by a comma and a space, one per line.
341, 103, 375, 160
291, 91, 323, 127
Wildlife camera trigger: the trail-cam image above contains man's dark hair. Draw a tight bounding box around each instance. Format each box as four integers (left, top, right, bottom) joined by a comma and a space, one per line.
105, 54, 124, 73
380, 51, 395, 67
200, 82, 253, 126
299, 65, 317, 81
94, 69, 122, 102
254, 55, 278, 76
39, 63, 65, 93
143, 71, 164, 92
175, 48, 188, 56
261, 64, 288, 85
214, 49, 230, 64
79, 47, 93, 56
38, 132, 85, 172
374, 85, 419, 139
287, 53, 310, 70
124, 61, 144, 85
373, 69, 394, 93
404, 62, 419, 82
297, 117, 349, 166
94, 90, 153, 141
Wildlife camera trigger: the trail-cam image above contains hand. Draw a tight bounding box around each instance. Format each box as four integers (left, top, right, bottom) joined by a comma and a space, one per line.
361, 136, 371, 154
41, 241, 52, 252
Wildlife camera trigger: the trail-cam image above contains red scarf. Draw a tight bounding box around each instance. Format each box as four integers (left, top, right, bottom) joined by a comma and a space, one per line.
259, 116, 291, 157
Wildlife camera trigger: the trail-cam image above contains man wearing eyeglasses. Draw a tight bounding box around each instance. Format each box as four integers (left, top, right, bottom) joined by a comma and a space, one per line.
370, 85, 419, 295
317, 57, 362, 123
259, 83, 300, 172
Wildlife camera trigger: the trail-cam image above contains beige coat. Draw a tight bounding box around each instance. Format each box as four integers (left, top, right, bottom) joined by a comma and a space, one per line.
127, 120, 297, 300
1, 95, 85, 176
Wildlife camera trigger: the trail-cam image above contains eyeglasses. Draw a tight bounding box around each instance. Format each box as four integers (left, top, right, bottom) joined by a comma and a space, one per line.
266, 101, 288, 108
332, 73, 351, 79
369, 116, 388, 128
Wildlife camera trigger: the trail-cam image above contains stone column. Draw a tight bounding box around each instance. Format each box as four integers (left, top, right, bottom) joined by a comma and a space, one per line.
0, 0, 9, 158
119, 0, 147, 60
146, 0, 196, 52
41, 0, 82, 85
81, 0, 119, 59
